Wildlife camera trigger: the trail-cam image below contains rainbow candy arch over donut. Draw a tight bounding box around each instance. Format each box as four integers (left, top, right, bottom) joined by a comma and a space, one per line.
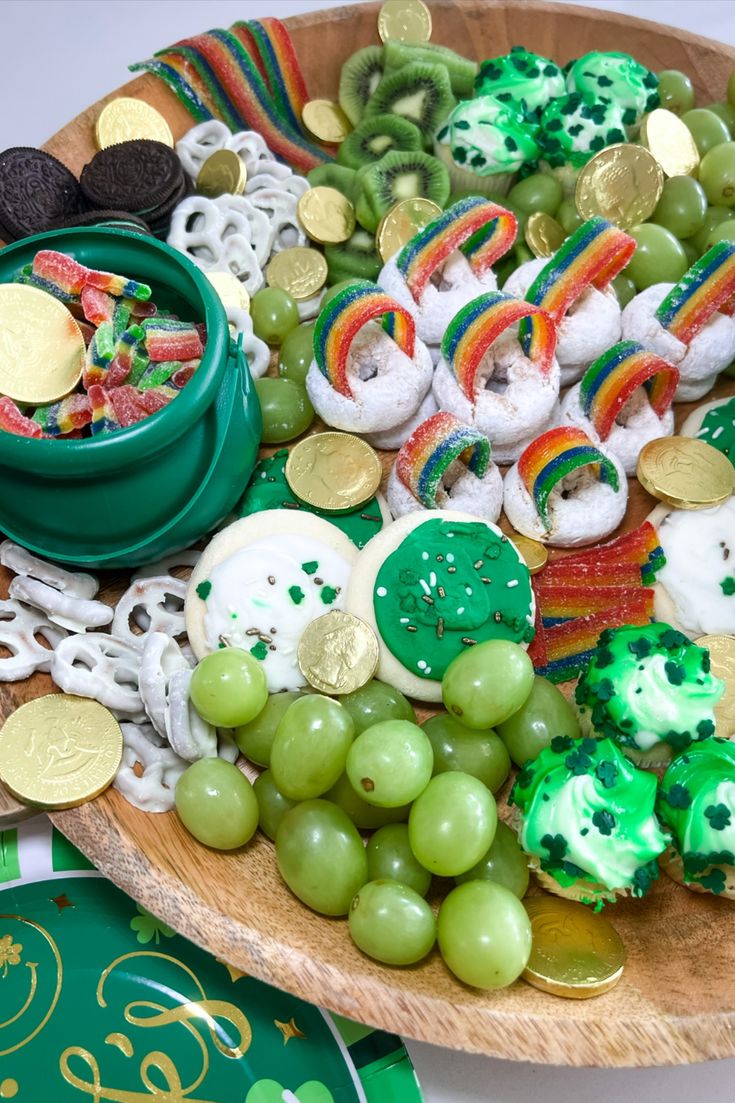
580, 340, 680, 440
396, 411, 491, 509
518, 426, 620, 527
441, 291, 557, 402
313, 279, 416, 399
655, 241, 735, 344
395, 197, 518, 304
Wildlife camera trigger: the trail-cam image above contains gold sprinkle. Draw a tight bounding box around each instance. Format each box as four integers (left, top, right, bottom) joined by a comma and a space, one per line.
474, 559, 484, 569
437, 617, 444, 639
245, 628, 260, 636
421, 594, 434, 605
268, 576, 276, 585
437, 586, 446, 598
461, 637, 477, 646
407, 625, 417, 633
481, 576, 492, 584
447, 566, 457, 574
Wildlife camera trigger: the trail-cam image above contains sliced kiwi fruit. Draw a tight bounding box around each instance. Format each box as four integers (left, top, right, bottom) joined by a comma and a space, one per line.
337, 114, 423, 170
383, 40, 478, 98
339, 46, 385, 127
324, 228, 382, 283
364, 61, 456, 147
307, 163, 360, 204
354, 149, 450, 233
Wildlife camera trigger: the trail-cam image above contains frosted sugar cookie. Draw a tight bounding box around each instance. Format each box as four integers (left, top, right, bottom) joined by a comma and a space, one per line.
681, 395, 735, 467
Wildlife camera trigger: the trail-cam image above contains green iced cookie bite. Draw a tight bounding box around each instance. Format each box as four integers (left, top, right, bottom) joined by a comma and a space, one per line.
475, 46, 565, 119
434, 95, 541, 196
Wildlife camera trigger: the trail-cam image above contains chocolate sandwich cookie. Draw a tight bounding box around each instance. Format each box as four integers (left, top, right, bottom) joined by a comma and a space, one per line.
0, 146, 86, 241
146, 174, 195, 238
48, 208, 154, 235
80, 139, 183, 215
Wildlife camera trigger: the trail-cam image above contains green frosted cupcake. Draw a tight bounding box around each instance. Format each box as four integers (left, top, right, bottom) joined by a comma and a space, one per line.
537, 92, 628, 194
434, 94, 541, 197
475, 46, 565, 119
565, 50, 659, 128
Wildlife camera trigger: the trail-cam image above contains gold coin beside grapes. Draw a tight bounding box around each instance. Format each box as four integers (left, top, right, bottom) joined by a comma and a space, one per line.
523, 896, 625, 999
576, 143, 664, 229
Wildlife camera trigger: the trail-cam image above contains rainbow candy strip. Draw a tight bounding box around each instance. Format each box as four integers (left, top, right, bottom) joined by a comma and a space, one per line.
395, 197, 517, 303
33, 394, 92, 437
235, 19, 310, 136
441, 291, 556, 401
313, 280, 416, 399
518, 426, 619, 527
579, 340, 679, 440
396, 411, 490, 509
655, 241, 735, 343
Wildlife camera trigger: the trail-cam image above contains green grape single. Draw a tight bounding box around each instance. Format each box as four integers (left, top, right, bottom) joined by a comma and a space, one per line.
495, 674, 581, 767
190, 648, 268, 728
651, 175, 707, 239
437, 880, 532, 989
681, 238, 699, 266
270, 694, 355, 800
611, 274, 636, 308
454, 821, 530, 899
253, 769, 298, 841
699, 142, 735, 207
422, 712, 510, 793
276, 799, 368, 916
339, 679, 415, 734
557, 197, 584, 236
321, 278, 358, 305
408, 772, 497, 877
681, 108, 731, 157
325, 772, 411, 829
625, 224, 688, 290
366, 823, 432, 896
514, 242, 534, 266
705, 220, 735, 248
508, 173, 563, 217
687, 205, 735, 253
346, 719, 433, 806
442, 639, 534, 730
175, 759, 259, 850
349, 880, 436, 965
234, 690, 302, 767
705, 102, 735, 136
277, 323, 315, 385
729, 69, 735, 110
657, 70, 695, 116
250, 286, 299, 345
255, 378, 314, 444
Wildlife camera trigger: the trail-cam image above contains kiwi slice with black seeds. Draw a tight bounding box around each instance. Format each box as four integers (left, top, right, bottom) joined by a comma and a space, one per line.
324, 228, 382, 283
307, 163, 360, 205
339, 46, 385, 127
364, 61, 456, 146
355, 149, 450, 233
382, 40, 478, 98
337, 114, 423, 170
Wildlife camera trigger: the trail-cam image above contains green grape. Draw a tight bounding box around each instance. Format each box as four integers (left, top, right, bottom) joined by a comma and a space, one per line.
651, 175, 707, 239
437, 880, 532, 989
255, 378, 314, 444
706, 220, 735, 248
699, 142, 735, 207
366, 823, 432, 896
625, 224, 688, 290
277, 323, 315, 385
270, 694, 355, 800
681, 108, 731, 157
508, 173, 563, 217
688, 205, 735, 253
408, 772, 497, 876
422, 712, 510, 793
557, 197, 583, 236
321, 278, 358, 305
493, 253, 517, 290
325, 771, 410, 828
190, 648, 268, 728
276, 799, 368, 915
496, 675, 581, 767
729, 70, 735, 109
234, 690, 302, 767
339, 679, 415, 734
514, 242, 534, 266
454, 821, 530, 899
250, 286, 299, 345
349, 880, 436, 965
442, 639, 534, 730
681, 238, 699, 266
706, 102, 735, 136
346, 720, 433, 807
657, 70, 695, 116
175, 759, 259, 850
253, 769, 298, 840
611, 274, 636, 308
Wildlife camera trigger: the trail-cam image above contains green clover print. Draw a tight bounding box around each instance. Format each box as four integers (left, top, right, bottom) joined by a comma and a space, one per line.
246, 1080, 335, 1103
129, 903, 176, 944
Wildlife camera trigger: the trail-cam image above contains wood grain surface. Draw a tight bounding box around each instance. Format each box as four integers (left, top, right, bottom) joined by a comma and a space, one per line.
1, 0, 734, 1066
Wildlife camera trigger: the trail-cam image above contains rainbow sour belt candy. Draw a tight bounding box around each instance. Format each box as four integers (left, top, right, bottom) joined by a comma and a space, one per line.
32, 394, 92, 437
396, 411, 491, 509
655, 241, 735, 344
579, 340, 679, 440
518, 425, 619, 528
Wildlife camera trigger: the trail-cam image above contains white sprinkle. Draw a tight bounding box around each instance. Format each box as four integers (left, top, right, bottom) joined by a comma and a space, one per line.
425, 666, 432, 675
429, 571, 437, 587
419, 578, 431, 595
417, 659, 427, 670
421, 551, 429, 560
465, 586, 473, 596
446, 533, 454, 538
507, 579, 519, 588
376, 586, 387, 597
713, 426, 724, 440
446, 553, 455, 563
457, 606, 465, 615
400, 617, 409, 624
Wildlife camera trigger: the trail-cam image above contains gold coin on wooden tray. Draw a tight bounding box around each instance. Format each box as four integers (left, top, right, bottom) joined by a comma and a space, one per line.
640, 108, 700, 178
302, 99, 352, 144
695, 635, 735, 738
522, 896, 625, 999
636, 435, 735, 509
510, 534, 548, 575
575, 143, 664, 230
0, 695, 123, 810
197, 149, 247, 198
95, 96, 173, 149
525, 211, 566, 259
285, 431, 382, 513
205, 270, 250, 313
298, 186, 356, 244
376, 197, 442, 262
378, 0, 432, 42
298, 611, 380, 694
0, 284, 85, 404
266, 247, 328, 301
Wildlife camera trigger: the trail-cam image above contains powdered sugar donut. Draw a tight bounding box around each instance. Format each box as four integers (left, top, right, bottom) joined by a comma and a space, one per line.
504, 426, 628, 546
681, 394, 735, 466
364, 388, 438, 451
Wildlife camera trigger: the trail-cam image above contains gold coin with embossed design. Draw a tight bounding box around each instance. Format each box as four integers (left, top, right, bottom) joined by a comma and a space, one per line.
523, 896, 625, 999
286, 431, 382, 513
637, 436, 735, 509
95, 96, 174, 149
510, 534, 548, 575
297, 186, 356, 244
640, 108, 699, 178
197, 150, 247, 198
302, 100, 353, 144
298, 611, 379, 694
378, 0, 432, 42
266, 247, 328, 300
525, 212, 566, 258
695, 635, 735, 738
0, 284, 85, 404
575, 143, 664, 229
0, 695, 123, 809
376, 197, 442, 262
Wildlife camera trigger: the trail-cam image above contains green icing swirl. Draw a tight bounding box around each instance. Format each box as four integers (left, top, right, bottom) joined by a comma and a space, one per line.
475, 46, 565, 118
510, 735, 667, 897
373, 518, 534, 681
697, 398, 735, 467
435, 95, 541, 177
575, 623, 724, 754
658, 739, 735, 894
565, 51, 659, 126
236, 449, 385, 549
537, 92, 627, 168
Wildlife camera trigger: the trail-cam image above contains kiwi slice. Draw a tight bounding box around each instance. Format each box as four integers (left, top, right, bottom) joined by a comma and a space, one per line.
307, 163, 359, 204
364, 61, 456, 147
355, 149, 450, 233
324, 228, 382, 283
337, 114, 423, 170
339, 46, 385, 127
383, 40, 478, 98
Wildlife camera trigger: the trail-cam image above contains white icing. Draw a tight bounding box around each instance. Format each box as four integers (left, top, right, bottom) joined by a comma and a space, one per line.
657, 497, 735, 636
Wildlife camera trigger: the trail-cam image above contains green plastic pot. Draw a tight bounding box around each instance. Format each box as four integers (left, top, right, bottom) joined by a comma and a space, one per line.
0, 227, 261, 568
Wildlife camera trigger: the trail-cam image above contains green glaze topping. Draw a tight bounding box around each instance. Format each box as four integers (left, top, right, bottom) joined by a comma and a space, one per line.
475, 46, 565, 119
236, 449, 385, 549
373, 517, 534, 681
565, 51, 659, 126
510, 735, 668, 898
537, 92, 627, 168
575, 623, 724, 754
658, 739, 735, 894
697, 397, 735, 467
435, 95, 541, 177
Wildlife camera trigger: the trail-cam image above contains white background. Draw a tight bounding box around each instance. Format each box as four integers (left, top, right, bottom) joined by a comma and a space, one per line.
1, 0, 735, 1098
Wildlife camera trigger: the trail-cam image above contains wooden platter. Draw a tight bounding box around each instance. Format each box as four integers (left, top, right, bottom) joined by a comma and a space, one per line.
1, 0, 735, 1067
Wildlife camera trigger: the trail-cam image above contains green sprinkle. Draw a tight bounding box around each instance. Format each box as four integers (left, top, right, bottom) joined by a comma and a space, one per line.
250, 640, 268, 661
289, 586, 305, 605
196, 580, 212, 601
705, 803, 731, 830
720, 577, 735, 596
302, 560, 319, 575
320, 585, 338, 605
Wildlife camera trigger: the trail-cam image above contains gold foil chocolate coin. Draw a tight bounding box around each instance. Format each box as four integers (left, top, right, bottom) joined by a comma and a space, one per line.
286, 431, 383, 513
205, 270, 250, 314
298, 611, 380, 694
95, 96, 174, 149
695, 635, 735, 738
0, 694, 123, 810
575, 143, 664, 230
525, 212, 565, 259
266, 247, 328, 301
376, 197, 442, 262
510, 534, 548, 575
302, 100, 352, 145
297, 187, 356, 244
0, 285, 85, 404
640, 108, 700, 178
523, 896, 625, 999
378, 0, 432, 42
636, 436, 735, 509
197, 150, 247, 198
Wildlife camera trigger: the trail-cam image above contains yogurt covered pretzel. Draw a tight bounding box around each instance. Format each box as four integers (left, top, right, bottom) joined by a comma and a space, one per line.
168, 194, 272, 293
112, 575, 187, 650
0, 599, 66, 681
50, 633, 144, 717
114, 721, 188, 814
8, 576, 113, 633
164, 667, 217, 761
0, 540, 99, 599
139, 631, 191, 736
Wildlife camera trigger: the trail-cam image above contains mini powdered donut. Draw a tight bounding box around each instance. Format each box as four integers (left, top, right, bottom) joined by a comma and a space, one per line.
504, 425, 628, 547
345, 510, 535, 704
622, 242, 735, 402
386, 411, 503, 522
305, 281, 433, 435
681, 394, 735, 466
560, 340, 679, 474
364, 388, 438, 451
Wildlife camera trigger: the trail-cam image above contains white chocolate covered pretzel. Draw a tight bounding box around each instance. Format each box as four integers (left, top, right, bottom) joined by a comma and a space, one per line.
139, 631, 191, 736
164, 667, 217, 761
114, 721, 188, 813
0, 599, 66, 681
8, 576, 113, 633
112, 575, 187, 649
51, 633, 144, 715
0, 540, 99, 599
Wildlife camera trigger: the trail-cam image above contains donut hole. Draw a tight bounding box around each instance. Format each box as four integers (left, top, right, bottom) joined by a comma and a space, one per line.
436, 458, 467, 503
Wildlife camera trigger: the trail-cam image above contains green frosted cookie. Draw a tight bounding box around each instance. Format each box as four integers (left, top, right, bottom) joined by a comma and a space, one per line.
475, 46, 565, 118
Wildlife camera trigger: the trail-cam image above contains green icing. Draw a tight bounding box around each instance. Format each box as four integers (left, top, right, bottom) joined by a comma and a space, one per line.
236, 449, 385, 550
302, 560, 319, 575
720, 577, 735, 596
475, 46, 565, 118
196, 580, 211, 600
575, 623, 724, 754
435, 95, 540, 177
698, 398, 735, 465
565, 51, 659, 124
373, 518, 534, 681
538, 92, 627, 168
510, 736, 667, 897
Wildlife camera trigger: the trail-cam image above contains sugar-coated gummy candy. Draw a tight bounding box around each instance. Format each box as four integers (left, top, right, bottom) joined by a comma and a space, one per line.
142, 318, 203, 362
81, 285, 116, 327
0, 397, 43, 438
32, 393, 92, 436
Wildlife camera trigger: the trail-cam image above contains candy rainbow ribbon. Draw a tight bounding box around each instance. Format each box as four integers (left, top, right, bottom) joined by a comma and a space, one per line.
313, 280, 416, 399
396, 411, 491, 508
518, 426, 619, 527
579, 340, 680, 440
655, 241, 735, 343
395, 197, 517, 304
441, 291, 556, 402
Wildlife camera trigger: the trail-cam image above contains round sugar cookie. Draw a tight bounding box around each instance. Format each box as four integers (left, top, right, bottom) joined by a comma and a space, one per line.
186, 510, 358, 692
681, 395, 735, 465
345, 510, 535, 703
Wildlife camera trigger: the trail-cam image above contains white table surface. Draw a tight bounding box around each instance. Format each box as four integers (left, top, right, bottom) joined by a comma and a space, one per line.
2, 0, 735, 1098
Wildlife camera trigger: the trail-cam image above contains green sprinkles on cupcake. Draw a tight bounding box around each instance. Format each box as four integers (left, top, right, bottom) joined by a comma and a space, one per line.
475, 45, 566, 119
